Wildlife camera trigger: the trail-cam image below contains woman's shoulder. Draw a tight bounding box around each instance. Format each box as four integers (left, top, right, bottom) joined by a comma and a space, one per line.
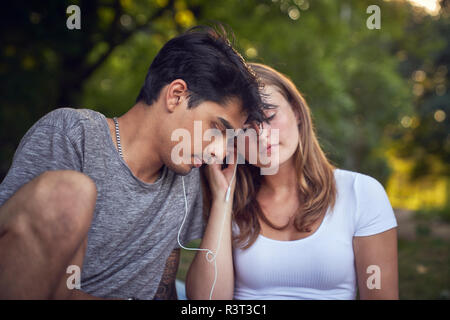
333, 168, 385, 196
332, 168, 391, 215
333, 168, 397, 236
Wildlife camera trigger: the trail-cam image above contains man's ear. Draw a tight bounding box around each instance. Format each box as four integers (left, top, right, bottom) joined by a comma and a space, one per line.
165, 79, 188, 113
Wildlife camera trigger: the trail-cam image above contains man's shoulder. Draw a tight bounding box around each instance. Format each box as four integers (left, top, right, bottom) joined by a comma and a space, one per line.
36, 107, 103, 133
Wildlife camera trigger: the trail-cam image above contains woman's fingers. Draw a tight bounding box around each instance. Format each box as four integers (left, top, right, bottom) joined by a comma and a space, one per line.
203, 144, 239, 198
205, 162, 228, 188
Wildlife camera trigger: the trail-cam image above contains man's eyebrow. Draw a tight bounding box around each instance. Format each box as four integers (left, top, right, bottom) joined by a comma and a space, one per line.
217, 117, 235, 130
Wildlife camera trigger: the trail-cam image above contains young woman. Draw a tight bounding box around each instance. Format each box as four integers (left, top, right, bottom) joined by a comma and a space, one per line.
185, 63, 399, 300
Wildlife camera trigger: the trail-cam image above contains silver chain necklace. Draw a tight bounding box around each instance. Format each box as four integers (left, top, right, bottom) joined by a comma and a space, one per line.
113, 117, 124, 159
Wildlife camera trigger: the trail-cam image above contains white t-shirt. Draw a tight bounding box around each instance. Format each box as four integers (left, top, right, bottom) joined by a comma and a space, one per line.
232, 168, 398, 300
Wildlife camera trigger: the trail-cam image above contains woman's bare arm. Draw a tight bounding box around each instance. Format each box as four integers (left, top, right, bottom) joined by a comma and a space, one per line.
353, 227, 399, 299
185, 198, 235, 300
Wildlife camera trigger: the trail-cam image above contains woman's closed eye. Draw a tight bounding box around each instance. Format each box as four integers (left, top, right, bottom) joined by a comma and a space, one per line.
263, 105, 278, 122
265, 110, 276, 121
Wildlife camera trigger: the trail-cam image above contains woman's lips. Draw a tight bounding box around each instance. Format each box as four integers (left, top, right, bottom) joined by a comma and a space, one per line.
266, 143, 278, 151
266, 143, 279, 156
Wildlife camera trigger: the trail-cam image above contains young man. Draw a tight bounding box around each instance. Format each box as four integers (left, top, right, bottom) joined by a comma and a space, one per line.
0, 26, 267, 300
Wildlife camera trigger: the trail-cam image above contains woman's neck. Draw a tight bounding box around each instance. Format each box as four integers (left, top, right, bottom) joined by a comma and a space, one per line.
260, 158, 297, 197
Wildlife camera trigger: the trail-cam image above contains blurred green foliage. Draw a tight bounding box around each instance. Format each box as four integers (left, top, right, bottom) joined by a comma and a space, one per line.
0, 0, 448, 188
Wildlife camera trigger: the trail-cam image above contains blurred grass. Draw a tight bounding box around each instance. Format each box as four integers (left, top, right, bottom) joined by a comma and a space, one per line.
398, 236, 449, 299
176, 220, 449, 300
413, 206, 450, 224
177, 239, 201, 282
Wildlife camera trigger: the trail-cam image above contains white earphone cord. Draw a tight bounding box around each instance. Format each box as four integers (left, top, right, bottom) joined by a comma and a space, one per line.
178, 163, 237, 300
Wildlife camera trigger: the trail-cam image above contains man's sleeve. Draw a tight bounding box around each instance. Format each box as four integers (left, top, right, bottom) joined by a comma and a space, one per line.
0, 122, 82, 207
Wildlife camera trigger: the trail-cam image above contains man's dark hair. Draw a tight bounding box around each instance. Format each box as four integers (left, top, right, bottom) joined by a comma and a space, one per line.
136, 24, 268, 124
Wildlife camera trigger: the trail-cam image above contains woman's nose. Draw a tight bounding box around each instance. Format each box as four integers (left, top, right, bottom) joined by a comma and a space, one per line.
259, 121, 272, 141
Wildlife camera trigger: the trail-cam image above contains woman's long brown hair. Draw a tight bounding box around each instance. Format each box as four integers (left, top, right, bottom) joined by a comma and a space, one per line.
201, 63, 337, 249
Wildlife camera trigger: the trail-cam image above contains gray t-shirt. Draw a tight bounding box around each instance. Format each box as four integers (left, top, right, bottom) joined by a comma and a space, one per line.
0, 108, 205, 299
